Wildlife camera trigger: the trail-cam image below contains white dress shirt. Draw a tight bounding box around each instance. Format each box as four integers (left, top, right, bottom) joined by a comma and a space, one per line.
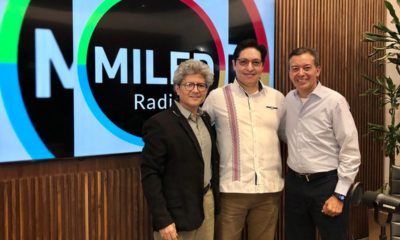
285, 82, 361, 195
202, 80, 285, 193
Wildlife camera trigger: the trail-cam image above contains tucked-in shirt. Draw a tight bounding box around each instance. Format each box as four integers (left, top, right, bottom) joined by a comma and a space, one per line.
202, 80, 285, 193
176, 101, 212, 187
285, 82, 361, 195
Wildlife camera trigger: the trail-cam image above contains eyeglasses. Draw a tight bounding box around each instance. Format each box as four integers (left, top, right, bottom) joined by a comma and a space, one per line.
289, 64, 315, 73
179, 82, 208, 91
236, 58, 263, 67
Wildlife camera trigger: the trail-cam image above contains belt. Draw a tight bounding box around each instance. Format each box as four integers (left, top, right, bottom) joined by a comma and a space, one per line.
289, 168, 337, 182
203, 183, 211, 195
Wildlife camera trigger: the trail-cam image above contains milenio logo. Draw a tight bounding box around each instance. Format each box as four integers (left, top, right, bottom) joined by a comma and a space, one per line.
80, 0, 223, 137
2, 0, 268, 160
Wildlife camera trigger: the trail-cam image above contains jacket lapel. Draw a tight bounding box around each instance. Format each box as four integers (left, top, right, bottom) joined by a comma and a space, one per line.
170, 103, 203, 159
201, 112, 214, 140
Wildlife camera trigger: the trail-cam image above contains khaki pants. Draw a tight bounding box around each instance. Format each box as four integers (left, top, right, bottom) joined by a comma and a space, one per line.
154, 189, 214, 240
216, 192, 281, 240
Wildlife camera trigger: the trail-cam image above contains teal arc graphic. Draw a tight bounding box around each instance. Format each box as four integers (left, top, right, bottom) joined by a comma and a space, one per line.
77, 0, 144, 147
0, 0, 53, 160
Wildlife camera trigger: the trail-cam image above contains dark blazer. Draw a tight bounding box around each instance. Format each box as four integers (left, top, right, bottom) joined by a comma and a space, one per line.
141, 102, 220, 232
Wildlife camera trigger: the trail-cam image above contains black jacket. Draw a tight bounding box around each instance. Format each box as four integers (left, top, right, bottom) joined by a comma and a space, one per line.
141, 102, 220, 231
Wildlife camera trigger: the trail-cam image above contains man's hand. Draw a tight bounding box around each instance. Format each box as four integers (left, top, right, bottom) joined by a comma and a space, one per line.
322, 196, 343, 217
159, 223, 178, 240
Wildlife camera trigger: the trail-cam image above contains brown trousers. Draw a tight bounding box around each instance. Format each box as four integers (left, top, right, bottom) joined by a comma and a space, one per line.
216, 192, 281, 240
154, 189, 215, 240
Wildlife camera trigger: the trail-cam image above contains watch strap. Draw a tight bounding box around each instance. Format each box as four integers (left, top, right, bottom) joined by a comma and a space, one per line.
333, 192, 346, 202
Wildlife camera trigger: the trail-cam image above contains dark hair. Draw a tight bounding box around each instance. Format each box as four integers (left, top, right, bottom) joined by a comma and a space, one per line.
288, 47, 320, 67
232, 39, 267, 62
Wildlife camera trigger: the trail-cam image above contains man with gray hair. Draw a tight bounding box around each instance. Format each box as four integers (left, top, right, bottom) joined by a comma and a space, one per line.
141, 59, 220, 240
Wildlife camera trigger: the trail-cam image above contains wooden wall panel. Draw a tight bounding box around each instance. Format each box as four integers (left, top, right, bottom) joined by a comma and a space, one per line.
0, 156, 152, 240
275, 0, 385, 239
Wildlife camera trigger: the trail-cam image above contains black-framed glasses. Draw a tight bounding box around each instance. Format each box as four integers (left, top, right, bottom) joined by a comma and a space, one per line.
179, 82, 208, 91
236, 58, 263, 67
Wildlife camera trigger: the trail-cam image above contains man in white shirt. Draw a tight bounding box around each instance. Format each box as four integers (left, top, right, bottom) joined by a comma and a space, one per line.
284, 47, 361, 240
202, 39, 285, 240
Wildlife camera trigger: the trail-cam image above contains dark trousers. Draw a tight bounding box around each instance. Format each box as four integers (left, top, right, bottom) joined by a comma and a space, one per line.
285, 169, 349, 240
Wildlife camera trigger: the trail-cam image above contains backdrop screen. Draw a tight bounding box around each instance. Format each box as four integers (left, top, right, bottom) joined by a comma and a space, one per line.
0, 0, 275, 162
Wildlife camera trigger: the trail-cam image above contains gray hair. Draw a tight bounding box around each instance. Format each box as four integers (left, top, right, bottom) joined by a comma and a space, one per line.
173, 59, 214, 87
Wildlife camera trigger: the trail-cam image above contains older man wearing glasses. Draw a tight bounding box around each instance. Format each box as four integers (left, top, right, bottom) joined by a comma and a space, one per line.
141, 59, 220, 240
202, 39, 285, 240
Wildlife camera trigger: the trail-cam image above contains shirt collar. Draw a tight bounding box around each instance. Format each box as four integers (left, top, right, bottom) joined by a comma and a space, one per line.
294, 81, 325, 99
233, 79, 266, 96
174, 100, 203, 120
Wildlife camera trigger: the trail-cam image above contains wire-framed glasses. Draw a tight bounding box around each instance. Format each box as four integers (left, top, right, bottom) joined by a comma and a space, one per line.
179, 82, 208, 91
236, 58, 263, 67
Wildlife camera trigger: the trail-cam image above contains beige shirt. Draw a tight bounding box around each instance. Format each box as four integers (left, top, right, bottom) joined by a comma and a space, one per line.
176, 101, 212, 187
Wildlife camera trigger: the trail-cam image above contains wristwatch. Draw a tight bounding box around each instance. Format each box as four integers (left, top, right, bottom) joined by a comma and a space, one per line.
333, 192, 346, 202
